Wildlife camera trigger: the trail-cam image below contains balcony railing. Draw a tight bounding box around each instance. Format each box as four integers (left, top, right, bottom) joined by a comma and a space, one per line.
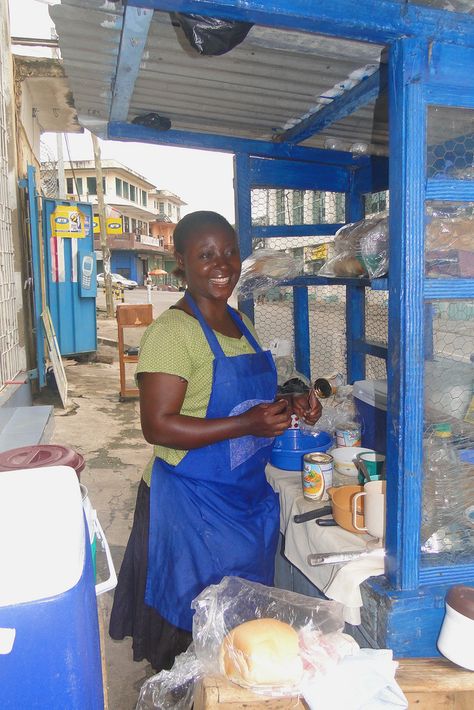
93, 232, 173, 252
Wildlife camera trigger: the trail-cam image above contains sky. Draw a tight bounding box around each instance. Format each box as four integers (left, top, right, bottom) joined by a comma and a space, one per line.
8, 0, 236, 222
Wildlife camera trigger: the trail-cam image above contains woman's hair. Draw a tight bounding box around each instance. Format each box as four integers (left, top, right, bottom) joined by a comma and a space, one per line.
172, 211, 235, 282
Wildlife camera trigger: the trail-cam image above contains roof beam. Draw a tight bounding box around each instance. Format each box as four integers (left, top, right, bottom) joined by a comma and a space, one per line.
128, 0, 474, 48
109, 5, 154, 122
108, 120, 370, 166
276, 66, 387, 144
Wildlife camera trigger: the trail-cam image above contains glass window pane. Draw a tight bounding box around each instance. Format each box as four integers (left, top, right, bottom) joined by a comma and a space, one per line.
421, 299, 474, 566
427, 105, 474, 179
115, 178, 122, 196
426, 201, 474, 279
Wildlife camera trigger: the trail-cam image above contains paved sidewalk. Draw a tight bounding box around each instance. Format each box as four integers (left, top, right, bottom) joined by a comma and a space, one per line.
35, 315, 156, 709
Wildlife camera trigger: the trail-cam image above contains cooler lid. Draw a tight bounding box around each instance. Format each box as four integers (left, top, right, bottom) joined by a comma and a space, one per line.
353, 379, 388, 411
0, 466, 85, 607
0, 444, 85, 476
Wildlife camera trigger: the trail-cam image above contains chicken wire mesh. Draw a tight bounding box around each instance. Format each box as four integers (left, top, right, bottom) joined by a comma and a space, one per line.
427, 106, 474, 180
250, 188, 388, 382
421, 299, 474, 564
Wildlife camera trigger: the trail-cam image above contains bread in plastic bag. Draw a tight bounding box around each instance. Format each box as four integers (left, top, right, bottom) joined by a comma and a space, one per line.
425, 203, 474, 278
237, 248, 303, 299
136, 576, 352, 708
319, 213, 388, 278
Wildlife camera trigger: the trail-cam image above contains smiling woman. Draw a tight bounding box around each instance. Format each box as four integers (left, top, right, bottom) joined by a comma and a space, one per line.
109, 211, 321, 672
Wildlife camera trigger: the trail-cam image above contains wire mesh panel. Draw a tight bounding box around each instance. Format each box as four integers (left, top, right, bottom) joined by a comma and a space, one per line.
366, 289, 389, 379
0, 41, 20, 388
427, 105, 474, 180
251, 188, 345, 228
421, 299, 474, 566
425, 200, 474, 279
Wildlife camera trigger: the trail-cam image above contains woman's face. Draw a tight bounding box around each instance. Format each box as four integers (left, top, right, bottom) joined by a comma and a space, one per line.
176, 224, 241, 302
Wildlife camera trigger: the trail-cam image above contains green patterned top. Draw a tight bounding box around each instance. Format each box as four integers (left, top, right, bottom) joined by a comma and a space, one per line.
136, 307, 260, 485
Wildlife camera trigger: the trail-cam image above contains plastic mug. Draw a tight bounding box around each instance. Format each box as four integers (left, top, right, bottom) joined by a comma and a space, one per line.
352, 480, 386, 539
356, 452, 385, 485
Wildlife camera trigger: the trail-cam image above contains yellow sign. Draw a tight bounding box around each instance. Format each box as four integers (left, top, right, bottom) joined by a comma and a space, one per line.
93, 216, 123, 235
51, 205, 85, 239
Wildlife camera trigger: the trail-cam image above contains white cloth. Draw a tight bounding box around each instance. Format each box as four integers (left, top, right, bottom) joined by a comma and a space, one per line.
266, 464, 384, 624
301, 649, 408, 710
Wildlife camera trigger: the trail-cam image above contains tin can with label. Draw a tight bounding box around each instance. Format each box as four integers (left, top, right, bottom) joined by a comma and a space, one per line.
335, 421, 362, 447
302, 452, 333, 501
313, 372, 345, 399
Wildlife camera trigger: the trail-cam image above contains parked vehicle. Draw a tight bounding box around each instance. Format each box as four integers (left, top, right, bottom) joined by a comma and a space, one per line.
96, 273, 137, 289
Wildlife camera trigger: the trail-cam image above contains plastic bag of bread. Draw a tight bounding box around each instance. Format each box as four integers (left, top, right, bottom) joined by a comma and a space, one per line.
236, 247, 303, 299
319, 213, 388, 278
192, 576, 346, 696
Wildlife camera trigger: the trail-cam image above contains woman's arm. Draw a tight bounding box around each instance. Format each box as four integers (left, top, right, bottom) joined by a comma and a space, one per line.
138, 371, 291, 449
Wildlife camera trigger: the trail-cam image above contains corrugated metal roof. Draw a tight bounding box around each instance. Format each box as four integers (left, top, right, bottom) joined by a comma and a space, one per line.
48, 1, 473, 156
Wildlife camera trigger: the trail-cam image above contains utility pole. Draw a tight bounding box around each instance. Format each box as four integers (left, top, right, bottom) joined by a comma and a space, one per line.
91, 133, 114, 317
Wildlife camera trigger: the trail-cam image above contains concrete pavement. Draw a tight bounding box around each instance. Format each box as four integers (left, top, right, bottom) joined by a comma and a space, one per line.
36, 298, 161, 709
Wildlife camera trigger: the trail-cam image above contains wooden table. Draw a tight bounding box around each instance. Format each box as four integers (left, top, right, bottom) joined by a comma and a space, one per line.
194, 658, 474, 709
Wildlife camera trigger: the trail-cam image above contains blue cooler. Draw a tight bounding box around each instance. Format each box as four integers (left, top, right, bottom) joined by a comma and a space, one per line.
353, 379, 388, 454
0, 466, 104, 709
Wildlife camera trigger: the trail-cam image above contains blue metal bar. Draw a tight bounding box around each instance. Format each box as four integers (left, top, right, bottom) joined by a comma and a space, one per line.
426, 43, 474, 91
423, 303, 434, 361
249, 157, 349, 191
254, 224, 343, 239
386, 38, 427, 591
278, 67, 387, 145
234, 153, 254, 323
345, 174, 366, 384
426, 179, 474, 201
110, 5, 154, 121
353, 157, 390, 194
424, 279, 474, 300
25, 165, 46, 388
425, 84, 474, 108
293, 287, 310, 380
284, 275, 388, 289
353, 339, 388, 360
107, 121, 368, 166
128, 0, 474, 48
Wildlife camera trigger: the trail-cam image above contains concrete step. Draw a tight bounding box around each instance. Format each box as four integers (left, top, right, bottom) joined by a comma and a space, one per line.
0, 405, 55, 453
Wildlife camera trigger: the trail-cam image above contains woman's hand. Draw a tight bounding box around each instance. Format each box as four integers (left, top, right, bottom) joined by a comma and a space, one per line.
288, 390, 322, 425
239, 398, 291, 438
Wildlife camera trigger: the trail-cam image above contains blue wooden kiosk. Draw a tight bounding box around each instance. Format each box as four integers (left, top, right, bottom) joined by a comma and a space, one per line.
50, 0, 474, 658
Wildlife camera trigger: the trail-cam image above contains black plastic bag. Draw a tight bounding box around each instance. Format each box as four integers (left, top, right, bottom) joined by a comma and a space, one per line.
172, 13, 252, 56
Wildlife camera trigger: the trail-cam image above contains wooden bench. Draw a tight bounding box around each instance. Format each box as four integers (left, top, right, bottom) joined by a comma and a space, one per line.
194, 658, 474, 709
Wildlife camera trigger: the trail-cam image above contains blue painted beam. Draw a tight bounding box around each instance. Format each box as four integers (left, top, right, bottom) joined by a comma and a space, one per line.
107, 121, 366, 166
254, 224, 343, 239
129, 0, 474, 48
277, 67, 387, 145
353, 157, 389, 194
249, 157, 349, 191
234, 153, 254, 323
346, 176, 366, 384
110, 5, 154, 122
293, 287, 310, 380
284, 275, 388, 289
385, 38, 427, 591
426, 179, 474, 201
425, 279, 474, 300
353, 339, 388, 360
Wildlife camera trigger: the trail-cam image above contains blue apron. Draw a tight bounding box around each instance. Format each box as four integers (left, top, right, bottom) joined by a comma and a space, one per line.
145, 291, 280, 631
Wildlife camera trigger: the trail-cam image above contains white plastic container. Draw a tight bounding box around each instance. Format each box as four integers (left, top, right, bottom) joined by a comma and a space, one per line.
438, 585, 474, 671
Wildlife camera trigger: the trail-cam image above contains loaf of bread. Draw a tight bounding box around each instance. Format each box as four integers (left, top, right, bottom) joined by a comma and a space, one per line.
220, 618, 303, 688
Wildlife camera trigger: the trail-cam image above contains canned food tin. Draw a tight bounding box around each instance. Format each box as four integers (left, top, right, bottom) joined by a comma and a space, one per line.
335, 422, 362, 447
302, 452, 333, 501
313, 372, 345, 399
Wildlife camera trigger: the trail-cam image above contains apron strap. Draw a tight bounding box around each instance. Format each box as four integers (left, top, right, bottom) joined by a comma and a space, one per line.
184, 290, 262, 357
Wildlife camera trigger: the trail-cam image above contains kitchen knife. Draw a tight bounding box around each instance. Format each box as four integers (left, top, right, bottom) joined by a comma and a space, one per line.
307, 550, 370, 566
293, 505, 332, 524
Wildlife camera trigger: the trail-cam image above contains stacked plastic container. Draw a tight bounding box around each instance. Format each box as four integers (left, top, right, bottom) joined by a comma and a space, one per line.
0, 466, 104, 709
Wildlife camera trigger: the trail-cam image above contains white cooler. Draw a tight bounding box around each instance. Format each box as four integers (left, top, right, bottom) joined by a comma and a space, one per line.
0, 466, 105, 709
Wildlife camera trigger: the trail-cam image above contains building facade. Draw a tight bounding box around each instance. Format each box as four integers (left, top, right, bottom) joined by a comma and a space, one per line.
61, 160, 186, 284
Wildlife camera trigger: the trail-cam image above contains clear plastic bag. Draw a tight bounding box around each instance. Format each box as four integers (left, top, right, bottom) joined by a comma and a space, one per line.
137, 577, 348, 708
319, 214, 388, 278
237, 248, 303, 299
425, 203, 474, 278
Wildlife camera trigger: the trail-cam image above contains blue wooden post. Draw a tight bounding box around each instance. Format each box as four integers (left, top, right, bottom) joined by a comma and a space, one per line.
385, 38, 427, 590
346, 174, 366, 383
25, 165, 46, 388
293, 286, 310, 380
234, 152, 254, 322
